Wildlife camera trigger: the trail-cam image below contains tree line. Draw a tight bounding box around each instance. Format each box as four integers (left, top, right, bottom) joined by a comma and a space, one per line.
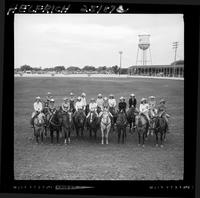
15, 64, 129, 74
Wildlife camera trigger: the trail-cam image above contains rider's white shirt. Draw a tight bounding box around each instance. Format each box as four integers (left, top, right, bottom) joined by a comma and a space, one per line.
89, 102, 97, 111
108, 99, 116, 107
96, 98, 104, 109
139, 103, 149, 113
34, 102, 43, 112
75, 101, 83, 111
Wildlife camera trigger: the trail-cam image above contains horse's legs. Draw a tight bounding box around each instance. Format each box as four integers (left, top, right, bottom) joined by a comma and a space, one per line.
94, 129, 97, 140
118, 128, 121, 144
56, 130, 59, 143
155, 133, 158, 147
76, 127, 79, 138
41, 128, 44, 143
101, 128, 104, 144
138, 132, 141, 146
68, 129, 71, 143
106, 126, 111, 144
89, 128, 92, 138
142, 132, 145, 147
50, 130, 53, 144
64, 128, 67, 144
160, 132, 164, 147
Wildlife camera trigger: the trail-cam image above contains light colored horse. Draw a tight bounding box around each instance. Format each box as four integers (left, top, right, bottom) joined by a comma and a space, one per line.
33, 112, 46, 143
100, 111, 111, 144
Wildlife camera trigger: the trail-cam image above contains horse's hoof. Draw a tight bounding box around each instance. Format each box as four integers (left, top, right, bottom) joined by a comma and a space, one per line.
142, 144, 145, 148
160, 145, 164, 148
164, 138, 167, 142
155, 144, 158, 147
138, 144, 140, 147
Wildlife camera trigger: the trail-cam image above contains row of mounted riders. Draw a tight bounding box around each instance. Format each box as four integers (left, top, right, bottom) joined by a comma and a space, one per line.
31, 104, 169, 147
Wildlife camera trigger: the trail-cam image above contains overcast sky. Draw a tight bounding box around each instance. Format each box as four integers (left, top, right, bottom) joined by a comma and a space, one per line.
14, 14, 184, 68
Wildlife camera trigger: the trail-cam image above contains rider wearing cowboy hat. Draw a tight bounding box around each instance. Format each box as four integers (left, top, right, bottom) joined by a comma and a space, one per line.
96, 93, 104, 111
69, 92, 76, 112
118, 96, 127, 113
30, 96, 43, 127
87, 98, 98, 118
157, 99, 170, 133
62, 97, 70, 113
108, 94, 117, 110
81, 92, 87, 110
48, 98, 56, 115
45, 92, 53, 107
129, 93, 137, 108
74, 96, 85, 117
139, 98, 150, 125
148, 96, 157, 117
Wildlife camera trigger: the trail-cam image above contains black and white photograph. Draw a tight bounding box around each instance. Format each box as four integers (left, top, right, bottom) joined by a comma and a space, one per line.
14, 14, 184, 181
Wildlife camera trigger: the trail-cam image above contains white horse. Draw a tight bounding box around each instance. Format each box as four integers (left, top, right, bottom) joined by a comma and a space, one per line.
99, 111, 112, 144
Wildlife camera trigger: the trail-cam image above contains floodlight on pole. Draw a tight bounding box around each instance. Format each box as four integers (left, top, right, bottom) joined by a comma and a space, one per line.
172, 41, 178, 77
119, 51, 123, 76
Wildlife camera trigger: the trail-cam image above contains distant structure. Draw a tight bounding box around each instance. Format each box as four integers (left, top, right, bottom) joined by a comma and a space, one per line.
136, 34, 152, 66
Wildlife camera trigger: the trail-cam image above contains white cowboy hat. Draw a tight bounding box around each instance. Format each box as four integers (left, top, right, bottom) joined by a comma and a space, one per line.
47, 92, 51, 95
141, 98, 147, 102
90, 98, 95, 101
81, 92, 86, 96
160, 99, 166, 103
149, 96, 155, 99
50, 98, 55, 102
120, 96, 124, 100
130, 93, 135, 97
36, 96, 41, 100
104, 97, 108, 100
70, 92, 74, 96
98, 93, 102, 97
77, 96, 81, 100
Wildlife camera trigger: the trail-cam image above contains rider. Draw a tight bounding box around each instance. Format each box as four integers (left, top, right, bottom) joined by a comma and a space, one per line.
108, 94, 117, 111
69, 92, 76, 112
30, 96, 43, 128
45, 92, 53, 107
157, 99, 170, 133
129, 93, 137, 108
81, 92, 87, 111
48, 98, 57, 115
118, 96, 127, 113
86, 98, 98, 118
74, 96, 85, 117
139, 98, 150, 134
96, 93, 104, 111
62, 97, 70, 113
148, 96, 157, 117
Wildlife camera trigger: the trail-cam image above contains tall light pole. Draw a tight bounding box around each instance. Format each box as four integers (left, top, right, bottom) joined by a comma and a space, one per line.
172, 42, 178, 77
119, 51, 123, 76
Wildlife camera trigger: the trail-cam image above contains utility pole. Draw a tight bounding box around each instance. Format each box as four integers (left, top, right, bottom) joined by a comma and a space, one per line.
172, 42, 178, 77
119, 51, 123, 76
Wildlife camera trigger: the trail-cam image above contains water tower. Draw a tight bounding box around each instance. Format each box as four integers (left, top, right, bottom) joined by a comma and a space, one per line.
136, 34, 152, 66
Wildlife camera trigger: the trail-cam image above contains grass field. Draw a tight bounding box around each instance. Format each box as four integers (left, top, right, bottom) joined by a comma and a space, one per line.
14, 77, 184, 180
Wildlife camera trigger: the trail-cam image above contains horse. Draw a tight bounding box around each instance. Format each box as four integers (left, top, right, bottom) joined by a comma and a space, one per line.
116, 110, 127, 143
153, 114, 168, 147
86, 111, 100, 139
109, 107, 118, 132
85, 104, 90, 116
126, 106, 138, 133
33, 112, 46, 144
61, 110, 74, 144
100, 111, 112, 144
48, 109, 63, 144
135, 113, 149, 147
73, 110, 86, 138
97, 106, 102, 115
41, 104, 49, 136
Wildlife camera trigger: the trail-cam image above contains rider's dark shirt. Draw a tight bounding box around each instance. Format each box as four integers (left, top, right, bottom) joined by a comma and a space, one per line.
129, 98, 137, 108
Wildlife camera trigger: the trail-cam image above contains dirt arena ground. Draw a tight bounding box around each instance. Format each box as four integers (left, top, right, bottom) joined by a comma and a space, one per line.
14, 77, 184, 180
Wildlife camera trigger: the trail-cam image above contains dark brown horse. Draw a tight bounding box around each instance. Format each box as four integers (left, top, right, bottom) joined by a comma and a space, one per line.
86, 111, 100, 139
116, 110, 127, 143
153, 115, 168, 147
73, 110, 86, 138
61, 110, 74, 144
126, 106, 138, 133
49, 109, 63, 144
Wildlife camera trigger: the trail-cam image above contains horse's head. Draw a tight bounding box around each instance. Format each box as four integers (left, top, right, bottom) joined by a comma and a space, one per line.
116, 111, 127, 126
34, 112, 45, 126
